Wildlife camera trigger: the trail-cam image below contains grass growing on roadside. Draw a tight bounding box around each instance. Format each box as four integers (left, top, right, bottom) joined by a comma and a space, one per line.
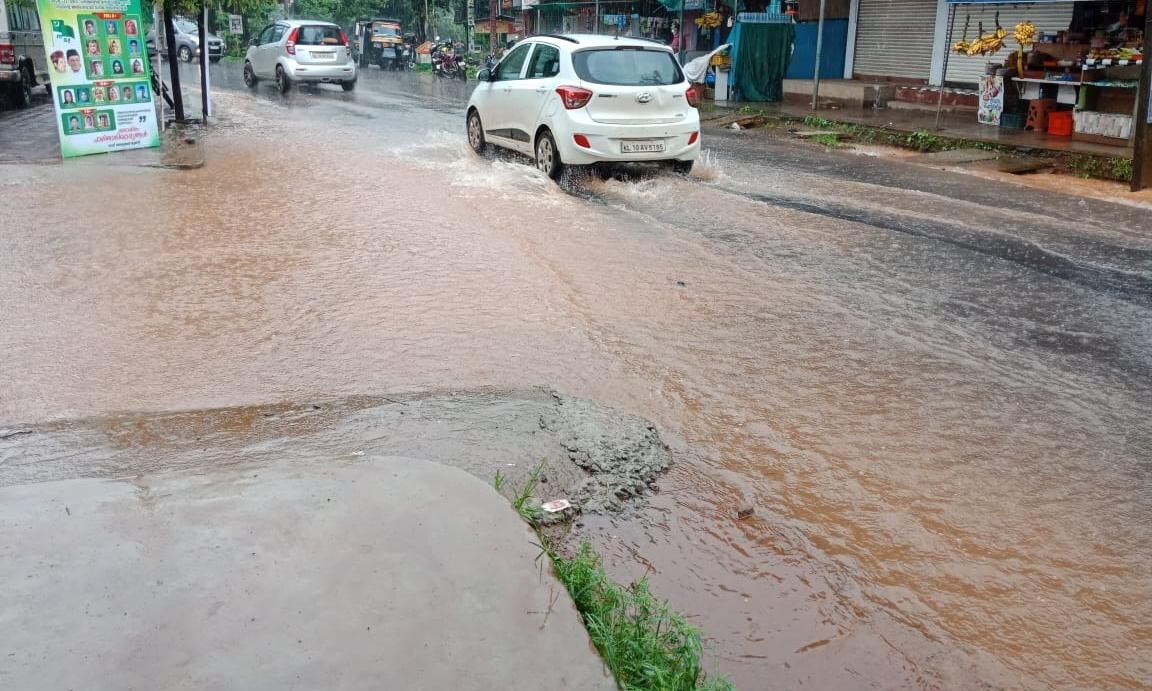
497, 468, 733, 691
549, 541, 735, 691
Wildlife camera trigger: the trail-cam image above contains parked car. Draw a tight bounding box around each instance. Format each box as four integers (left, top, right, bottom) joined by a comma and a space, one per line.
156, 18, 224, 63
466, 34, 699, 180
0, 0, 49, 109
244, 20, 356, 94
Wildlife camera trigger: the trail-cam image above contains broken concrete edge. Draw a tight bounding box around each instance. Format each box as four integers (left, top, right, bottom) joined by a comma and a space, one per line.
700, 107, 1135, 183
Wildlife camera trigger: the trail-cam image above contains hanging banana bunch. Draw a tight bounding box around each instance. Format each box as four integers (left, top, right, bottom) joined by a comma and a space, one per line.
965, 13, 1007, 57
952, 13, 972, 55
1013, 21, 1036, 72
694, 12, 723, 29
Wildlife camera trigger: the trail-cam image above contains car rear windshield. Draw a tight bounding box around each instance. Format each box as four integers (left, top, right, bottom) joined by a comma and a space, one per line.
297, 25, 344, 45
572, 47, 683, 86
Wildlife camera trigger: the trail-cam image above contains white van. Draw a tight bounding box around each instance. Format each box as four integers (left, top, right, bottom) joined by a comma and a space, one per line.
0, 0, 49, 108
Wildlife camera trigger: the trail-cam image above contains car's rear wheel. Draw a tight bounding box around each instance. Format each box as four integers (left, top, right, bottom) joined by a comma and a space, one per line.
534, 129, 564, 181
341, 79, 356, 92
670, 160, 694, 176
275, 65, 291, 94
243, 62, 258, 88
178, 45, 193, 63
467, 110, 487, 154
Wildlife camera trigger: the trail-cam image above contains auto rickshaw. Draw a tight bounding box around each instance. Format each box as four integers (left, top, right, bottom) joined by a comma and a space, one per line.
354, 17, 404, 69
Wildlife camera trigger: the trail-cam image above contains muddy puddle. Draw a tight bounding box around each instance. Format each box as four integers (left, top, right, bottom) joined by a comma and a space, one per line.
2, 79, 1150, 690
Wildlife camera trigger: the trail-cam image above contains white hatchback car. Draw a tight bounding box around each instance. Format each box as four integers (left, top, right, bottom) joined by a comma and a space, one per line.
244, 20, 357, 93
466, 34, 700, 179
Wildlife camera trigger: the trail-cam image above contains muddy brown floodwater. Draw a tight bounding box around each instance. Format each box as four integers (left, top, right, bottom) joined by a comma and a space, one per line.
2, 80, 1150, 690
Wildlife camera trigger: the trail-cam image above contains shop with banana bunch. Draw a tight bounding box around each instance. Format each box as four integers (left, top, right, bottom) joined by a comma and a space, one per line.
848, 0, 1146, 145
937, 0, 1146, 145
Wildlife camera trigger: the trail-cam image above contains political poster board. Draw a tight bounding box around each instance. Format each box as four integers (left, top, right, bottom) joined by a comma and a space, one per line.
37, 0, 160, 158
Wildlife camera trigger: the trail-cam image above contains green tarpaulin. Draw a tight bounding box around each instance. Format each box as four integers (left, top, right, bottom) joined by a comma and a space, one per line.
731, 22, 793, 102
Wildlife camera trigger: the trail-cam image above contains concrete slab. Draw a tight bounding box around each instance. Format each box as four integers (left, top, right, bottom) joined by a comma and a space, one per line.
913, 148, 1002, 164
0, 456, 615, 690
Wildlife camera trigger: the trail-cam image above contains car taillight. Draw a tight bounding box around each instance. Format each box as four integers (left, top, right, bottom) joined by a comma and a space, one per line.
685, 85, 699, 108
339, 29, 349, 45
573, 134, 591, 148
0, 44, 15, 66
556, 85, 593, 110
688, 131, 699, 145
286, 27, 299, 55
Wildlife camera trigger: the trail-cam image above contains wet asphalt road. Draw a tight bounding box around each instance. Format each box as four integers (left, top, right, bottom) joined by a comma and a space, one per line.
2, 60, 1150, 690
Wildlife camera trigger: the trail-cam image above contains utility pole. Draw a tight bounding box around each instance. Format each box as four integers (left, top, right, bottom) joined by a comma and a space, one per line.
162, 0, 185, 122
424, 0, 430, 41
1131, 10, 1152, 191
811, 0, 825, 110
677, 0, 684, 63
199, 0, 210, 123
594, 0, 600, 34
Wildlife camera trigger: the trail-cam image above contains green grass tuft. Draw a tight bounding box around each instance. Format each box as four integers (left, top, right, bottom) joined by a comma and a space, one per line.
549, 541, 734, 691
494, 467, 734, 690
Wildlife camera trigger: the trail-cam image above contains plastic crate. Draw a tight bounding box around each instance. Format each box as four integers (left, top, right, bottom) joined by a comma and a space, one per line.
1048, 110, 1074, 136
1000, 112, 1026, 129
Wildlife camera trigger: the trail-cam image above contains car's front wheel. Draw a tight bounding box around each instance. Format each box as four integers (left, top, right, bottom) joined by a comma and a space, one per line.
243, 62, 258, 88
275, 65, 291, 94
178, 45, 193, 63
534, 129, 565, 181
467, 110, 487, 154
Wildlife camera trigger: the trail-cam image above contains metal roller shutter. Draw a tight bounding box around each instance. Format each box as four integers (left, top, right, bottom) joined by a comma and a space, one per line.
944, 3, 1075, 85
853, 0, 939, 81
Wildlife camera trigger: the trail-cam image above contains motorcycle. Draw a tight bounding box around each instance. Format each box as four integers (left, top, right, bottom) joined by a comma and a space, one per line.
431, 42, 467, 80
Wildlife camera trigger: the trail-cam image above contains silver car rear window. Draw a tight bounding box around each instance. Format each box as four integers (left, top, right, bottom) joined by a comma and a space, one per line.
572, 48, 684, 86
296, 25, 343, 45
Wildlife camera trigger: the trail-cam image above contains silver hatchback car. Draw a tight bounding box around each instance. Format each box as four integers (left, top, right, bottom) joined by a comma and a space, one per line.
244, 20, 357, 93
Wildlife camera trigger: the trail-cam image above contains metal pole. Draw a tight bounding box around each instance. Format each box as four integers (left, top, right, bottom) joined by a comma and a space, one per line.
162, 0, 185, 122
594, 0, 600, 34
154, 4, 165, 131
811, 0, 826, 110
199, 1, 210, 123
934, 3, 955, 131
1131, 9, 1152, 191
677, 0, 685, 63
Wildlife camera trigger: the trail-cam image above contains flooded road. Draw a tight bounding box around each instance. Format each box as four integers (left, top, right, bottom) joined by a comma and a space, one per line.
2, 62, 1150, 689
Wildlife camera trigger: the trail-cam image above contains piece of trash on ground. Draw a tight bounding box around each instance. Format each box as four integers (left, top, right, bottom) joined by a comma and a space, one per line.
541, 499, 572, 513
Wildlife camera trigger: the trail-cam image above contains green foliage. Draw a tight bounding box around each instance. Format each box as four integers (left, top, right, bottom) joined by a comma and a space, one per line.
511, 460, 546, 523
549, 541, 735, 691
493, 466, 733, 690
1066, 154, 1132, 182
906, 128, 938, 152
809, 133, 840, 148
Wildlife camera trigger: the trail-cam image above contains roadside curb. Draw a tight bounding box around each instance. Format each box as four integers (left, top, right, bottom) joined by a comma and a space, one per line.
701, 106, 1134, 183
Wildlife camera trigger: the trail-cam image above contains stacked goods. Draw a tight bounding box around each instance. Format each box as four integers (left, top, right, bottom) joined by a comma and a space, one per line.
1014, 21, 1036, 72
694, 12, 723, 29
1074, 111, 1133, 139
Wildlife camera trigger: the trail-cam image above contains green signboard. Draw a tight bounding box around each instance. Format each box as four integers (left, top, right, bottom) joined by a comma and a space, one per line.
37, 0, 160, 157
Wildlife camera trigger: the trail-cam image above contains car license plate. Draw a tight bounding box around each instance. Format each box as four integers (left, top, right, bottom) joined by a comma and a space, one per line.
314, 52, 335, 60
621, 140, 665, 154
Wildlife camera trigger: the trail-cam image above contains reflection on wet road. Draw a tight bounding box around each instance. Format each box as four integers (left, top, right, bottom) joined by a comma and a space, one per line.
2, 60, 1150, 690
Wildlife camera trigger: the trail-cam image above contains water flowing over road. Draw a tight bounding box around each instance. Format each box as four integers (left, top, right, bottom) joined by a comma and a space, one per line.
2, 62, 1149, 690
